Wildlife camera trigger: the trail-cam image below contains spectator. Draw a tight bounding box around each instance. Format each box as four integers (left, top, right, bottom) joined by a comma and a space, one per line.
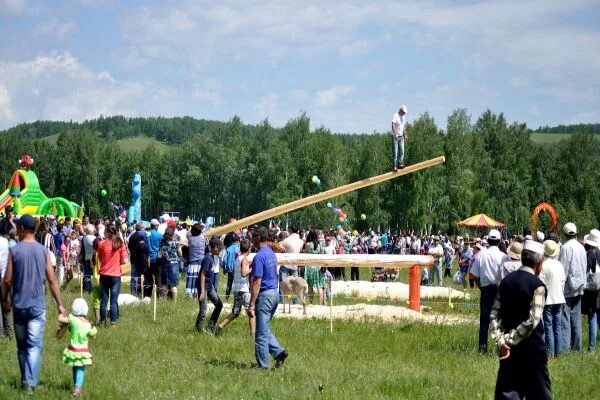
0, 233, 10, 338
97, 225, 129, 327
186, 223, 208, 298
558, 222, 587, 352
583, 229, 600, 352
0, 205, 15, 237
195, 236, 223, 334
471, 229, 508, 352
157, 227, 182, 300
539, 240, 565, 357
1, 214, 65, 393
490, 240, 552, 400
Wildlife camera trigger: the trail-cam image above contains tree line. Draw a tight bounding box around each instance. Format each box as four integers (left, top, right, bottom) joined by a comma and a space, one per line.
0, 110, 599, 235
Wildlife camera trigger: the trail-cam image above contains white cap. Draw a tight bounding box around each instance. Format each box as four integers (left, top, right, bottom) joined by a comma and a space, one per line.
488, 229, 501, 240
150, 218, 160, 226
161, 213, 171, 222
563, 222, 577, 235
72, 298, 89, 316
525, 234, 532, 240
524, 239, 544, 256
399, 105, 408, 113
536, 231, 545, 242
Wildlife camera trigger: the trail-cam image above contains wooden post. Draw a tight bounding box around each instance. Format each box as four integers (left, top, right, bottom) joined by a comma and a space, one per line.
153, 284, 157, 322
210, 156, 445, 236
79, 269, 83, 298
408, 265, 420, 312
330, 287, 333, 334
140, 275, 144, 300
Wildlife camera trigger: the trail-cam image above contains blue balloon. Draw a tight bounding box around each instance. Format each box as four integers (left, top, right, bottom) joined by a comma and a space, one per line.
336, 225, 342, 231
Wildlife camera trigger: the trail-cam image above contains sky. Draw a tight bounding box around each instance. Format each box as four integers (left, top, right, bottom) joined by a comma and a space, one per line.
0, 0, 599, 133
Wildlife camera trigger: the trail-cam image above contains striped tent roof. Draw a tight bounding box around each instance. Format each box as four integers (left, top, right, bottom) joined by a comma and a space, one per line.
457, 213, 505, 228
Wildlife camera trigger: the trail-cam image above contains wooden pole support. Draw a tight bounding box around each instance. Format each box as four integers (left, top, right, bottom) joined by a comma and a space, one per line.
408, 265, 421, 312
210, 156, 445, 236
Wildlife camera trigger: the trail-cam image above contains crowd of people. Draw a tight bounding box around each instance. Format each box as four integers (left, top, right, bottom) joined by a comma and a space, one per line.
1, 206, 599, 399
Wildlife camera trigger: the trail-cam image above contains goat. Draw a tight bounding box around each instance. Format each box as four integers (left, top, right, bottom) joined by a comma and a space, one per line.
281, 276, 308, 315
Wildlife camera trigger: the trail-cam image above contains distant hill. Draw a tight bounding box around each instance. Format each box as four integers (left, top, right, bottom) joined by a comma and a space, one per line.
40, 132, 168, 153
535, 123, 600, 134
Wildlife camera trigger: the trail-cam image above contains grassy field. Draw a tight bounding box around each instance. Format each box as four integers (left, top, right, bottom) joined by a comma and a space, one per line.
1, 269, 599, 400
40, 134, 168, 153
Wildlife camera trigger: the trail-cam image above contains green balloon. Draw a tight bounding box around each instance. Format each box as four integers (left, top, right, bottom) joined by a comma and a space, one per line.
101, 189, 107, 197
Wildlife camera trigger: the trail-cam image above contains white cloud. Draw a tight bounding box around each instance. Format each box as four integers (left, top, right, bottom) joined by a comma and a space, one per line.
32, 18, 75, 41
0, 85, 14, 121
0, 0, 27, 16
315, 86, 353, 107
339, 39, 374, 57
254, 94, 279, 120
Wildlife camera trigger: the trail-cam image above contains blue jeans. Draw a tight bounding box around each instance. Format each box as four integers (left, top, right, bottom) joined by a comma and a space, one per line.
543, 304, 563, 356
279, 266, 298, 303
588, 309, 599, 351
479, 285, 498, 352
130, 263, 140, 294
212, 273, 219, 293
196, 287, 223, 330
13, 307, 46, 388
391, 136, 405, 168
100, 275, 121, 325
255, 289, 285, 369
225, 272, 234, 298
562, 295, 582, 352
430, 262, 443, 287
73, 366, 85, 389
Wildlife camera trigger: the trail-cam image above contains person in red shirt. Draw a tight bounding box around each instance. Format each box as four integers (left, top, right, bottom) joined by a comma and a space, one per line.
97, 225, 129, 327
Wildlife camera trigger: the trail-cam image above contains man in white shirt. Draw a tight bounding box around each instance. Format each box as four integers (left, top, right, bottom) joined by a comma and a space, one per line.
558, 222, 587, 352
470, 229, 508, 352
391, 105, 409, 171
280, 225, 304, 302
428, 236, 444, 287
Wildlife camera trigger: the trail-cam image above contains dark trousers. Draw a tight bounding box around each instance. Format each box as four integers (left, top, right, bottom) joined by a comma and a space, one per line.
83, 260, 93, 293
495, 354, 552, 400
479, 284, 498, 352
100, 275, 121, 325
0, 283, 12, 337
351, 267, 360, 281
196, 287, 223, 331
225, 272, 234, 298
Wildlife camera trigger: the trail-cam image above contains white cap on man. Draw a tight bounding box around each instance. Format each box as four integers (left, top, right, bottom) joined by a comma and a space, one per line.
536, 231, 545, 242
524, 239, 544, 256
399, 105, 408, 113
488, 229, 501, 240
150, 218, 160, 226
563, 222, 577, 235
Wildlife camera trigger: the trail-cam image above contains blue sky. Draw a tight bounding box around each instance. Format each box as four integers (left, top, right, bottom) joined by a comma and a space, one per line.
1, 0, 599, 133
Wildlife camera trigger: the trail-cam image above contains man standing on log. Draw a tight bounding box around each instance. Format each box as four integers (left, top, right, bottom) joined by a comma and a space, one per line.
391, 105, 408, 172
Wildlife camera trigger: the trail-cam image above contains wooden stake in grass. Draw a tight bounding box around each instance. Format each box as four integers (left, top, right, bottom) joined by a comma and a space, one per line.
153, 284, 157, 322
330, 289, 333, 334
80, 269, 83, 298
140, 275, 144, 300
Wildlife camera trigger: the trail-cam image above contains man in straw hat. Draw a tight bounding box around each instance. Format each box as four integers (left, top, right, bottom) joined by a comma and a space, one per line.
471, 229, 508, 352
558, 222, 586, 352
540, 240, 565, 357
501, 241, 523, 280
490, 240, 552, 399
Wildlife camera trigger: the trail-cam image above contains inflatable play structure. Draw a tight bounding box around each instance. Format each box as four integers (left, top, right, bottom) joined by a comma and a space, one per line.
127, 173, 142, 224
0, 155, 83, 217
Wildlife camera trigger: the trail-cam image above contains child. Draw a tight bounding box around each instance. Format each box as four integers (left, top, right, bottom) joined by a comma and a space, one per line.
61, 237, 72, 288
58, 298, 97, 397
91, 238, 101, 323
195, 236, 224, 334
215, 239, 255, 336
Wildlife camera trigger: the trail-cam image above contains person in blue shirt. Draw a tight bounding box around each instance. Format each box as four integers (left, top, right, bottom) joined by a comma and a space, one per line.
145, 219, 163, 296
195, 236, 223, 334
223, 233, 240, 300
249, 226, 287, 369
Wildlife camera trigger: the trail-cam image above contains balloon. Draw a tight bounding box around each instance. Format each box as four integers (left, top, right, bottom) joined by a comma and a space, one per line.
327, 202, 333, 208
353, 230, 359, 236
360, 214, 366, 220
341, 213, 347, 219
339, 217, 344, 222
101, 189, 107, 197
336, 225, 342, 231
311, 175, 319, 184
337, 209, 343, 217
316, 178, 321, 185
333, 208, 339, 214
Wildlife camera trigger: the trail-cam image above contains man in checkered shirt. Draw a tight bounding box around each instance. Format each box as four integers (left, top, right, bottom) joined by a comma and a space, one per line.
490, 240, 552, 400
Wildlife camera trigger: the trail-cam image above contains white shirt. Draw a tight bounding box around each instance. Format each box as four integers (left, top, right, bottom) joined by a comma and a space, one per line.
470, 246, 508, 287
0, 237, 8, 279
540, 258, 566, 305
281, 233, 304, 271
392, 112, 405, 137
233, 255, 249, 293
324, 243, 336, 255
558, 238, 587, 297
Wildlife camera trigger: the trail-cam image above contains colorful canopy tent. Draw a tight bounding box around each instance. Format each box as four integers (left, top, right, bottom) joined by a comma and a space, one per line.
457, 213, 505, 228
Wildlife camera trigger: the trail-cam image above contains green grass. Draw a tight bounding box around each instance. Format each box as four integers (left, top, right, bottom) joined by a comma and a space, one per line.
530, 132, 600, 144
116, 136, 168, 153
1, 273, 599, 399
40, 134, 168, 153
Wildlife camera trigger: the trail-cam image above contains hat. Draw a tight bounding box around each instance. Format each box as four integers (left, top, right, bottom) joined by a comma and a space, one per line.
399, 105, 408, 113
48, 215, 56, 220
525, 234, 532, 240
433, 235, 440, 241
150, 218, 160, 226
72, 298, 89, 317
15, 214, 36, 231
85, 224, 96, 235
544, 240, 560, 258
161, 213, 171, 222
507, 241, 523, 260
584, 229, 600, 247
563, 222, 577, 235
488, 229, 501, 240
536, 231, 545, 242
524, 239, 544, 256
167, 220, 177, 229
